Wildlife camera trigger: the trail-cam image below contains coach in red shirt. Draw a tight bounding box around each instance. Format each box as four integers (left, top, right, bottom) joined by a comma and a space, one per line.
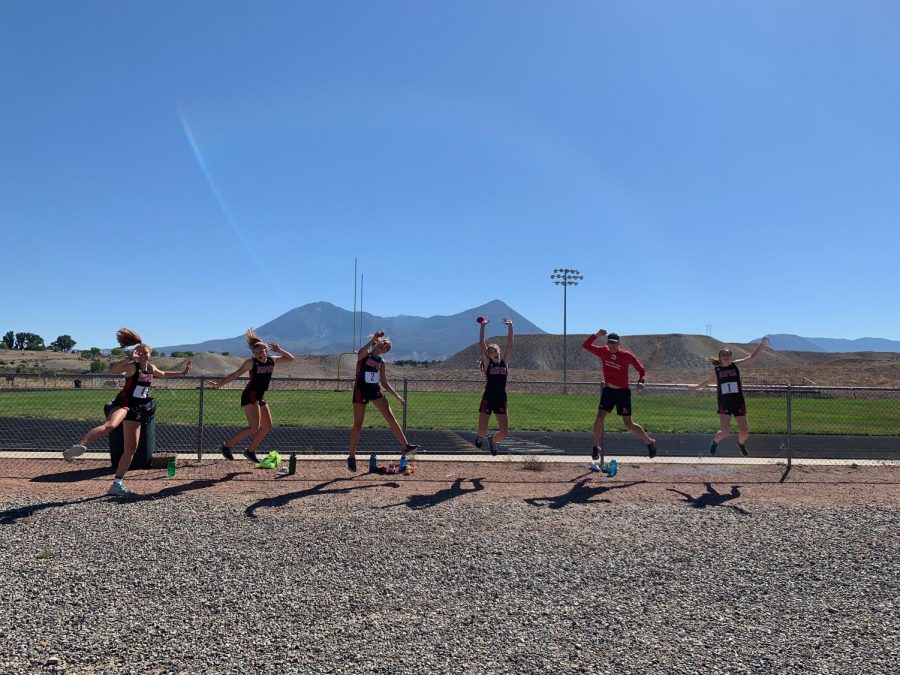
582, 329, 658, 460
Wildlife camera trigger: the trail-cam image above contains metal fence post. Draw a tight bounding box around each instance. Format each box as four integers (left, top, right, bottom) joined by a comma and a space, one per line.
786, 384, 793, 470
402, 378, 408, 432
197, 376, 205, 462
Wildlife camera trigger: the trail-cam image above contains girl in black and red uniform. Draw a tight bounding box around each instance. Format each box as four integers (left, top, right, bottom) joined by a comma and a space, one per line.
474, 317, 514, 455
346, 331, 420, 472
209, 328, 295, 463
690, 336, 770, 456
63, 328, 192, 496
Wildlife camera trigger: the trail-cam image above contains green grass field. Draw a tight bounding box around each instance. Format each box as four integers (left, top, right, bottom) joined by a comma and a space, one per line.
1, 388, 899, 435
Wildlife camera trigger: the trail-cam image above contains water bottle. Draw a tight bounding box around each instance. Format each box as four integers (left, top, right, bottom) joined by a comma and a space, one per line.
166, 457, 176, 478
368, 454, 377, 473
399, 455, 408, 472
288, 452, 297, 475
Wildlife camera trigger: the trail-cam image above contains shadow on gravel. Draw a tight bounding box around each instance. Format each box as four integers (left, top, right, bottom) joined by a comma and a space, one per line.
31, 466, 113, 483
380, 477, 485, 510
1, 496, 108, 525
244, 478, 401, 518
667, 483, 750, 515
525, 479, 647, 510
111, 471, 250, 503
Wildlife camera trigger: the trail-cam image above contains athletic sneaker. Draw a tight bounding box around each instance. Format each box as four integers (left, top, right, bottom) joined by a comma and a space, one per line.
709, 441, 718, 456
647, 441, 657, 459
346, 455, 357, 472
63, 444, 86, 462
739, 443, 749, 457
591, 446, 601, 461
488, 435, 497, 456
221, 444, 235, 460
243, 449, 259, 463
474, 436, 483, 449
107, 482, 132, 496
404, 444, 421, 458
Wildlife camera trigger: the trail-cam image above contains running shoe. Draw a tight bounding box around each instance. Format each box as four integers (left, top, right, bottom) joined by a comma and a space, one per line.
591, 446, 601, 461
107, 482, 133, 497
488, 435, 497, 456
474, 436, 483, 449
647, 441, 657, 459
221, 444, 235, 460
243, 449, 259, 463
404, 444, 421, 458
63, 444, 86, 462
709, 441, 718, 456
738, 443, 749, 457
347, 455, 357, 472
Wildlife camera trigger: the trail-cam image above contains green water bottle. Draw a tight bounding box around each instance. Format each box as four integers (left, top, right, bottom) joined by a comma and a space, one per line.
288, 452, 297, 475
166, 457, 176, 478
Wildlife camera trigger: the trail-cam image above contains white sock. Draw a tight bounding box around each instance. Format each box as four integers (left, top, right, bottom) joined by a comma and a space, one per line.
114, 478, 123, 486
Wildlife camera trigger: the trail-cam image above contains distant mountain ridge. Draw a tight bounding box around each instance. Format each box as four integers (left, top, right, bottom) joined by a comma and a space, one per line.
752, 334, 900, 353
158, 300, 546, 360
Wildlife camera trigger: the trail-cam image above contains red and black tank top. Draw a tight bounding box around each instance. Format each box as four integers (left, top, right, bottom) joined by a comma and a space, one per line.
245, 357, 275, 396
715, 363, 743, 400
117, 363, 153, 406
484, 359, 508, 397
356, 353, 382, 390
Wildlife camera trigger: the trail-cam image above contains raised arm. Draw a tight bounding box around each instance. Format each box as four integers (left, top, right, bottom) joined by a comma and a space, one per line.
206, 359, 252, 388
358, 331, 384, 360
734, 336, 770, 366
581, 328, 608, 355
153, 360, 193, 379
477, 317, 489, 360
502, 318, 514, 363
269, 342, 295, 362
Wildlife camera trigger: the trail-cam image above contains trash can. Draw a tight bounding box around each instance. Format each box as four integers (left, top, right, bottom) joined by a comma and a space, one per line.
73, 379, 82, 389
106, 401, 157, 470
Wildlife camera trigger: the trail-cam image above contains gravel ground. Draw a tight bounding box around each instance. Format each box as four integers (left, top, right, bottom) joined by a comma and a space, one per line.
1, 461, 898, 674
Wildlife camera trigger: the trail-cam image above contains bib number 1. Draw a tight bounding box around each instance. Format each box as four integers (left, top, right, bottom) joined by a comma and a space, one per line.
720, 382, 739, 395
132, 385, 150, 399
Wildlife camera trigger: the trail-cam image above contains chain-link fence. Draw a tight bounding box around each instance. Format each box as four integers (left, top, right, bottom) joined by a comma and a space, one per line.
1, 374, 898, 465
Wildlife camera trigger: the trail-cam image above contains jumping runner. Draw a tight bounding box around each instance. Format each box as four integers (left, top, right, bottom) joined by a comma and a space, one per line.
474, 317, 514, 455
689, 337, 770, 456
208, 328, 295, 463
63, 328, 192, 496
581, 328, 657, 460
347, 331, 420, 472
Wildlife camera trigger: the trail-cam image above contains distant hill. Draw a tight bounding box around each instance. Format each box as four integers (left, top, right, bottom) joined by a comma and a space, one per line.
753, 334, 900, 353
157, 300, 546, 361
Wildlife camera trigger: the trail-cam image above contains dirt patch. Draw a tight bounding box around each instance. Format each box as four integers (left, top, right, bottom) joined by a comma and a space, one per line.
2, 459, 898, 509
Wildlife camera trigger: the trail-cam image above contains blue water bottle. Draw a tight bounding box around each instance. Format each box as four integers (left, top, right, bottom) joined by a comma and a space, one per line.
369, 454, 377, 473
399, 454, 408, 473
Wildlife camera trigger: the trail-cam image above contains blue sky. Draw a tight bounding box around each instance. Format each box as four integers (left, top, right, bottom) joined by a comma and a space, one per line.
2, 1, 899, 350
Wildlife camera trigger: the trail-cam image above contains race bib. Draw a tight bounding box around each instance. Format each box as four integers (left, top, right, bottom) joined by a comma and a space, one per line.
132, 385, 150, 399
720, 382, 739, 395
364, 372, 380, 385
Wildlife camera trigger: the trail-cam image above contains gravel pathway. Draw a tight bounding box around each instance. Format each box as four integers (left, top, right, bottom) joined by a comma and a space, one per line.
1, 487, 898, 674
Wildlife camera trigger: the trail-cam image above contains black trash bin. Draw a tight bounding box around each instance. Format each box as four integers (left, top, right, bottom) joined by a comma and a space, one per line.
73, 379, 82, 389
106, 401, 157, 471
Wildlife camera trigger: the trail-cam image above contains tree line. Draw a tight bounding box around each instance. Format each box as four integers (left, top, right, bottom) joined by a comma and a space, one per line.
2, 331, 76, 352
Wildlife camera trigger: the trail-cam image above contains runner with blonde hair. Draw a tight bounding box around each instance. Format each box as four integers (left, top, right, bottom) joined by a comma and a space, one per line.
474, 317, 514, 455
208, 328, 295, 463
346, 331, 420, 472
63, 328, 192, 496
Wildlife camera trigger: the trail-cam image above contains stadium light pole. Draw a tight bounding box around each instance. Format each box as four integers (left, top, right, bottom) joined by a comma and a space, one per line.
550, 268, 583, 394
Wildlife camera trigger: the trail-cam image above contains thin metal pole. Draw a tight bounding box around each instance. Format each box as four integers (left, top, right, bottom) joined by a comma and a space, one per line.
786, 384, 793, 469
563, 282, 568, 395
402, 378, 408, 432
197, 376, 205, 462
353, 258, 357, 351
360, 274, 364, 343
